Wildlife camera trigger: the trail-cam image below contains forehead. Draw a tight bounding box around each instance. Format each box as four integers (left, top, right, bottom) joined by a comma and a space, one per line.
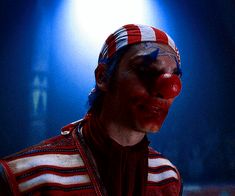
123, 42, 176, 58
118, 42, 178, 71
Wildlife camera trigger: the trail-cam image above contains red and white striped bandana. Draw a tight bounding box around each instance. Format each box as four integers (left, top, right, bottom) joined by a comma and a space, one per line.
98, 24, 181, 65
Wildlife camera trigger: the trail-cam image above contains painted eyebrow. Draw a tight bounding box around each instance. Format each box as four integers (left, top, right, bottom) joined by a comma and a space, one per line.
128, 52, 182, 77
129, 49, 160, 65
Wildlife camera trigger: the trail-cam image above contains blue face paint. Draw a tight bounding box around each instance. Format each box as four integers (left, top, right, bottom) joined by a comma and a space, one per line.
142, 48, 160, 65
174, 56, 182, 77
140, 48, 182, 77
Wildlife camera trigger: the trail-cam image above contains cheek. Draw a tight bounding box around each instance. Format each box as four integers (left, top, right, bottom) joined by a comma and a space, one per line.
114, 78, 148, 118
119, 77, 148, 99
115, 75, 174, 131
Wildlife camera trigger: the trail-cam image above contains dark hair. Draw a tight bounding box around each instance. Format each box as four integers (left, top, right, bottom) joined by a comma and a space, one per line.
87, 46, 129, 114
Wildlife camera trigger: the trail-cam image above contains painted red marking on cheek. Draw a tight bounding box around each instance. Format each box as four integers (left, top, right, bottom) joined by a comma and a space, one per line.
156, 73, 182, 99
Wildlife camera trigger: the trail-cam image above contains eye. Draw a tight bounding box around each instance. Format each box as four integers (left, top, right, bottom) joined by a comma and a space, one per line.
134, 63, 150, 73
131, 63, 164, 80
130, 58, 153, 72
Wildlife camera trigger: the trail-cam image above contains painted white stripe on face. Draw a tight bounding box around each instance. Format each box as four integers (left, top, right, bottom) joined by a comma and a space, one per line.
139, 25, 156, 42
9, 154, 84, 174
148, 170, 178, 183
148, 158, 175, 168
19, 173, 90, 192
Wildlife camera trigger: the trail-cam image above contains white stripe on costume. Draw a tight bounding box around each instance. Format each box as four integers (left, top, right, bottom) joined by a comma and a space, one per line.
19, 173, 90, 192
139, 25, 156, 42
166, 33, 176, 51
148, 158, 175, 168
8, 154, 84, 174
148, 170, 178, 183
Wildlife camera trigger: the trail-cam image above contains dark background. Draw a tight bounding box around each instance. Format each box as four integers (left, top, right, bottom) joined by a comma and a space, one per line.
1, 0, 235, 185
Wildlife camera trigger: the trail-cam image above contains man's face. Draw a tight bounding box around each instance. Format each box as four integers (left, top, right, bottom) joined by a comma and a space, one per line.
102, 42, 181, 133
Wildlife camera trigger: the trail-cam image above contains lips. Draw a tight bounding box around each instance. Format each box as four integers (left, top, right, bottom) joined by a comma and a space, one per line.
150, 105, 163, 114
148, 98, 170, 110
129, 97, 170, 131
137, 99, 169, 116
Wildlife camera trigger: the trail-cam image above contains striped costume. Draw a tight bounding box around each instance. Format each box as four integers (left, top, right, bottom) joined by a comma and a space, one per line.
0, 120, 182, 195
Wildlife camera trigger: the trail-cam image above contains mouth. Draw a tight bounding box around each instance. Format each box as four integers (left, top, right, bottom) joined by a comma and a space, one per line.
137, 103, 168, 115
131, 96, 171, 116
146, 98, 170, 110
150, 105, 163, 114
130, 98, 170, 130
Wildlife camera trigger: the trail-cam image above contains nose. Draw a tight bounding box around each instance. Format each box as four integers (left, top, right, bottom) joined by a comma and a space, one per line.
153, 73, 182, 99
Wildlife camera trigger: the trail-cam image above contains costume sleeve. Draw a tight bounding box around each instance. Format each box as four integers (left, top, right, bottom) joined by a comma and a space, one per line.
0, 161, 14, 195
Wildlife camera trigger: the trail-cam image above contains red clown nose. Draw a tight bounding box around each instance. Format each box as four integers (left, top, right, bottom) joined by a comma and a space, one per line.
155, 73, 182, 99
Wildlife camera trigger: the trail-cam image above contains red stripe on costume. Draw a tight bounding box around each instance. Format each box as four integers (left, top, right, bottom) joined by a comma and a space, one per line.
5, 151, 80, 162
22, 182, 93, 194
152, 28, 168, 45
105, 34, 116, 58
34, 188, 96, 195
148, 147, 162, 157
0, 160, 21, 195
124, 24, 141, 44
147, 177, 178, 186
148, 166, 178, 175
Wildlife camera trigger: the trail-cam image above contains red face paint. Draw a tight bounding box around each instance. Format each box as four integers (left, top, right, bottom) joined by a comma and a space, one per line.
155, 73, 182, 99
101, 43, 182, 133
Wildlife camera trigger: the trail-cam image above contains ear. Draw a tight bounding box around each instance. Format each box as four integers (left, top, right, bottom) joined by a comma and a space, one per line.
95, 64, 108, 91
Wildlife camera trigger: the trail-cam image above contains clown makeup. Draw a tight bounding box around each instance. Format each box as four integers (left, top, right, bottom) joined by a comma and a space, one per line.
123, 43, 182, 79
100, 42, 182, 133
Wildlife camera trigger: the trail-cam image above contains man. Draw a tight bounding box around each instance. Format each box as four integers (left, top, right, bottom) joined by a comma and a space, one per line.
0, 24, 183, 195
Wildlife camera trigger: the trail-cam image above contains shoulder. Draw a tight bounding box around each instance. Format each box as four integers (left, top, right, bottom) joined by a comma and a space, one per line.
0, 119, 94, 194
2, 119, 83, 161
147, 146, 182, 195
148, 147, 177, 169
3, 133, 77, 162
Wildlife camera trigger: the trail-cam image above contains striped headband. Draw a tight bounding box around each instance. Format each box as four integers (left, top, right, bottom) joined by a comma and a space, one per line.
98, 24, 181, 65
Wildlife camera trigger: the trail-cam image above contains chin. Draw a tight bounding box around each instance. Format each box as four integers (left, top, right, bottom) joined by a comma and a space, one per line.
136, 121, 163, 133
147, 125, 161, 133
129, 106, 168, 133
145, 124, 162, 133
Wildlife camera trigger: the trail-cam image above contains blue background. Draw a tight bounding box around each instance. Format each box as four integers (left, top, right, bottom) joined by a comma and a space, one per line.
1, 0, 235, 185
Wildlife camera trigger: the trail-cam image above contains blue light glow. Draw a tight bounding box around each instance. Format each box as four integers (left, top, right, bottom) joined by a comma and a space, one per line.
52, 0, 161, 86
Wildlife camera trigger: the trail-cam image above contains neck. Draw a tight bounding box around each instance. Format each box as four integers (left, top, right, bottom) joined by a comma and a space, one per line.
98, 111, 145, 147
